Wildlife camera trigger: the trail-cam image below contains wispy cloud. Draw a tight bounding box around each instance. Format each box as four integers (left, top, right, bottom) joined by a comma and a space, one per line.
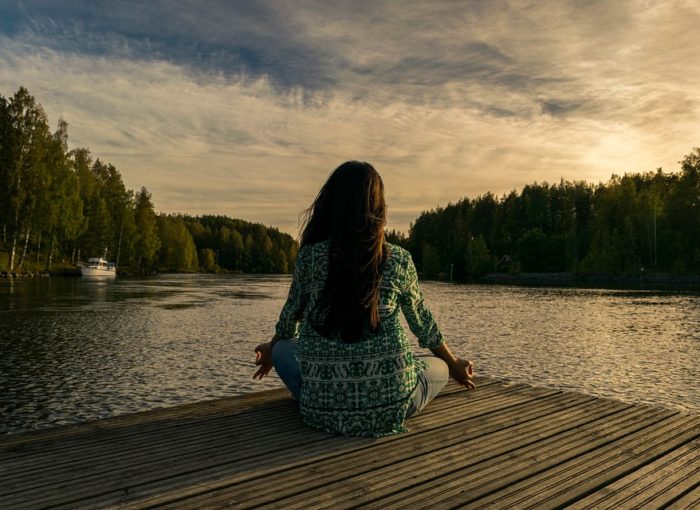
1, 0, 699, 234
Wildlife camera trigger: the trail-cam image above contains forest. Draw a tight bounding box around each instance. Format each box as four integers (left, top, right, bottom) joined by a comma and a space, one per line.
0, 87, 297, 275
2, 86, 698, 279
390, 148, 700, 280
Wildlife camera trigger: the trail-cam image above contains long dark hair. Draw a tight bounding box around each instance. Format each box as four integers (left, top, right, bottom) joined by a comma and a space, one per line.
300, 161, 388, 342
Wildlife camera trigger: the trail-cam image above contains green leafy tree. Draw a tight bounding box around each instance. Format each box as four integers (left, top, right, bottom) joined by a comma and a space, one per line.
422, 244, 441, 278
157, 215, 198, 272
133, 187, 161, 273
517, 228, 548, 272
229, 228, 244, 270
0, 87, 300, 274
199, 248, 218, 272
43, 120, 83, 270
466, 235, 492, 277
666, 149, 700, 271
2, 87, 53, 271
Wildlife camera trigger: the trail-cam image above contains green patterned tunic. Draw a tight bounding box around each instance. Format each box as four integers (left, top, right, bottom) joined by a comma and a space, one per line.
275, 240, 444, 437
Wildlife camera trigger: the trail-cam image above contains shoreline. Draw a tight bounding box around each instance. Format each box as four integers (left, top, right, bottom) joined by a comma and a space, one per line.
430, 271, 700, 291
477, 271, 700, 290
0, 270, 51, 278
4, 268, 700, 291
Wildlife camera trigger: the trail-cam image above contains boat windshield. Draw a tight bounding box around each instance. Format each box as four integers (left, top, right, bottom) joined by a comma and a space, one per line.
87, 258, 110, 269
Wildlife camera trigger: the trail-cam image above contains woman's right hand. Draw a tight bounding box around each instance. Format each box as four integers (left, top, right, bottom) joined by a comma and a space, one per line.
449, 358, 475, 390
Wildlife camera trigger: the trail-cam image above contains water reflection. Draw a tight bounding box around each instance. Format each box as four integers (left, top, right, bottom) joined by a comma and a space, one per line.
426, 284, 699, 414
1, 275, 698, 434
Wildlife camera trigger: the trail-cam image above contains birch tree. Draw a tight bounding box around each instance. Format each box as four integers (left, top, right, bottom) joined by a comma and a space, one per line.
2, 87, 52, 271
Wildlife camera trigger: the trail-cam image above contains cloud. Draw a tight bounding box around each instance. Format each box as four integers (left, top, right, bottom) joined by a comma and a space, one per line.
1, 0, 699, 235
3, 0, 337, 89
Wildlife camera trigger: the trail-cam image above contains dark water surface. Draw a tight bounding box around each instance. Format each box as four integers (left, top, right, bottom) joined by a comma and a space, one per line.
1, 275, 699, 433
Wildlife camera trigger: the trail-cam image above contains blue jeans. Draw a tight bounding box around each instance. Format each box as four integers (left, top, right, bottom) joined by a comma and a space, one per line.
271, 339, 449, 417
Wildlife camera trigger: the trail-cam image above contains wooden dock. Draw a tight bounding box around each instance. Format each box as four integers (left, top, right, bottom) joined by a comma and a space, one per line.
1, 377, 699, 509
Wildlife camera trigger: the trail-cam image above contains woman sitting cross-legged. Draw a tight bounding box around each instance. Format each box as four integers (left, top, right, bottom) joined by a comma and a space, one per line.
253, 161, 475, 437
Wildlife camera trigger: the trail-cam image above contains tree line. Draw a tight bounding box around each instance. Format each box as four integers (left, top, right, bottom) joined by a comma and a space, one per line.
3, 86, 698, 278
0, 87, 296, 274
390, 148, 700, 279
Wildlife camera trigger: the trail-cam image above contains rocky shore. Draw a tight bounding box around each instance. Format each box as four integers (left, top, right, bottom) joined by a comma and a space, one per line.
3, 269, 700, 290
1, 267, 81, 278
0, 271, 51, 278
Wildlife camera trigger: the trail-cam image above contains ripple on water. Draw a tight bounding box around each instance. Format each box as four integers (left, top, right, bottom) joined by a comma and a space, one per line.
0, 276, 698, 434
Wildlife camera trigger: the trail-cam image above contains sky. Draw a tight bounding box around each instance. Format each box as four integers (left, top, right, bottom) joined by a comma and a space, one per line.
1, 0, 699, 235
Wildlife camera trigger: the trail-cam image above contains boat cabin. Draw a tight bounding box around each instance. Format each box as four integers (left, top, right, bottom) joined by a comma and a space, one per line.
86, 258, 115, 270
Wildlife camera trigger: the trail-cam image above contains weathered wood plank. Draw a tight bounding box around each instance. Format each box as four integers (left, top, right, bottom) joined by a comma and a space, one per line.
0, 404, 301, 479
0, 388, 289, 449
53, 387, 540, 509
191, 398, 628, 508
0, 378, 504, 508
0, 379, 503, 492
665, 484, 700, 509
111, 387, 562, 509
355, 406, 670, 510
466, 415, 700, 509
145, 392, 589, 509
1, 377, 698, 510
567, 437, 700, 509
0, 401, 302, 470
0, 378, 497, 462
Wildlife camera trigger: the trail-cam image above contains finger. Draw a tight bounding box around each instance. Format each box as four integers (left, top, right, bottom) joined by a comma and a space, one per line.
254, 365, 272, 379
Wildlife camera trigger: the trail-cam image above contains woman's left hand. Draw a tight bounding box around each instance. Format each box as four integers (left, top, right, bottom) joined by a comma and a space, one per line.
253, 342, 274, 380
449, 358, 476, 390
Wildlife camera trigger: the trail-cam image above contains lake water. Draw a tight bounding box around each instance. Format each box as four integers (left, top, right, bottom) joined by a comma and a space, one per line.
1, 275, 699, 434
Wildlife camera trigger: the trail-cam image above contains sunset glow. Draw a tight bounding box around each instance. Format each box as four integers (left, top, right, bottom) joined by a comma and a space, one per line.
1, 0, 698, 234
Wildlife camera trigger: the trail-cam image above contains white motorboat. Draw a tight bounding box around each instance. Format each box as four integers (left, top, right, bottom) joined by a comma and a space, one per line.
80, 257, 117, 278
